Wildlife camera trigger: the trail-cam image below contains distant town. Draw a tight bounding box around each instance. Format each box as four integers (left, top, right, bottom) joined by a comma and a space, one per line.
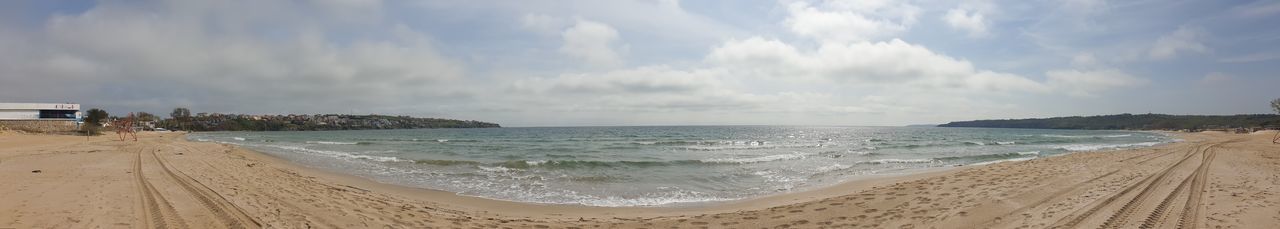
142, 111, 500, 131
5, 104, 503, 133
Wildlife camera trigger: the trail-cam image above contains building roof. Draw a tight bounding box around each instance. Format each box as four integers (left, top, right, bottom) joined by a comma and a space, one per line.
0, 103, 80, 110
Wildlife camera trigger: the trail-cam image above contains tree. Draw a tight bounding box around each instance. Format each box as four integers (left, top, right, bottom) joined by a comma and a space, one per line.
83, 108, 109, 135
170, 108, 191, 119
136, 112, 157, 122
1272, 98, 1280, 114
85, 108, 108, 125
171, 107, 191, 131
1273, 98, 1280, 144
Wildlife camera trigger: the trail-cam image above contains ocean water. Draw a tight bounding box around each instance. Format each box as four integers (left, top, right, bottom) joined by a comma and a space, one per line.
188, 126, 1174, 207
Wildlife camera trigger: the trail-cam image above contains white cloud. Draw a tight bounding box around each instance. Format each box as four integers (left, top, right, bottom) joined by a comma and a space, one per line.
1198, 72, 1233, 85
1045, 69, 1146, 97
1149, 26, 1209, 60
783, 1, 919, 43
520, 13, 567, 36
508, 66, 771, 112
1071, 52, 1099, 67
707, 37, 1048, 93
0, 0, 466, 114
559, 18, 627, 68
516, 66, 724, 95
943, 8, 988, 38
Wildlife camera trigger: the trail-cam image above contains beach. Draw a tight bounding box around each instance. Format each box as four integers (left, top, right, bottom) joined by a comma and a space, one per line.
2, 131, 1278, 228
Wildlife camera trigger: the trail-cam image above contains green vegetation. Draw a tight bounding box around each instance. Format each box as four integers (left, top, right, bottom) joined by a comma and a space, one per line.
1271, 98, 1280, 114
135, 112, 157, 122
170, 107, 191, 131
82, 108, 109, 135
1272, 98, 1280, 143
938, 113, 1280, 130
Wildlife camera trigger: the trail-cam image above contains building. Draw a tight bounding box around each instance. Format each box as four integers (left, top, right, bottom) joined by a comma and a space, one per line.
0, 103, 81, 133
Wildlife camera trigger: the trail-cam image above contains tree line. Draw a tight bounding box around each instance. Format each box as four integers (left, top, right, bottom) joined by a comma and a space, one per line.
938, 113, 1280, 130
80, 107, 500, 133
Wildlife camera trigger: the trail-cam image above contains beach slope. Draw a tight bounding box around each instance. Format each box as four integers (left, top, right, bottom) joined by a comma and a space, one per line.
1, 131, 1277, 228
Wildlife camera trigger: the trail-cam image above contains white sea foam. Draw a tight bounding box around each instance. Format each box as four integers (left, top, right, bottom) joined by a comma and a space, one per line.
1016, 151, 1041, 155
232, 137, 246, 141
965, 141, 986, 145
850, 151, 874, 155
477, 166, 512, 173
968, 157, 1035, 166
1057, 141, 1161, 151
701, 152, 808, 164
996, 141, 1015, 145
864, 158, 937, 164
272, 145, 405, 162
814, 163, 853, 174
1042, 134, 1133, 138
307, 141, 359, 145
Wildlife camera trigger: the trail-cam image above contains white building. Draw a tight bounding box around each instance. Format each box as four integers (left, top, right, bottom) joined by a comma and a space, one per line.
0, 103, 81, 121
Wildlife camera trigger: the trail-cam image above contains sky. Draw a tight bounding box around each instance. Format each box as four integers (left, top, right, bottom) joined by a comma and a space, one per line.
1, 0, 1278, 127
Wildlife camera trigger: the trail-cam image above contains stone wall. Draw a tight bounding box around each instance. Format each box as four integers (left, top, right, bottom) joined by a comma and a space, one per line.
0, 120, 80, 133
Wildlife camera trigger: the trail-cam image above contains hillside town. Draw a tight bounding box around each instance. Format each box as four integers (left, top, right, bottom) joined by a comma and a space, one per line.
151, 113, 500, 131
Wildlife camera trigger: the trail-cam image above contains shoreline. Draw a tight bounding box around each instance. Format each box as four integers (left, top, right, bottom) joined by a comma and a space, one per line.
193, 129, 1175, 210
214, 132, 965, 217
4, 130, 1277, 228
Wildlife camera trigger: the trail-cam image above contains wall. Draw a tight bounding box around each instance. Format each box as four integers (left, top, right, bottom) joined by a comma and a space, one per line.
0, 110, 38, 120
0, 120, 80, 133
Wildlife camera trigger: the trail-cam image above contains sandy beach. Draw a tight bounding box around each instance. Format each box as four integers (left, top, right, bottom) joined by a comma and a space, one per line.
1, 130, 1277, 228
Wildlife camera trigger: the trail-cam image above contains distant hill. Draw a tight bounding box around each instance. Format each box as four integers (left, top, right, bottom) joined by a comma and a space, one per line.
938, 114, 1280, 130
904, 124, 940, 127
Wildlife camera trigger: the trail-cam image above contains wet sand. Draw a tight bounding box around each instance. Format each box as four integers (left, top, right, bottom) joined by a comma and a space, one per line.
1, 130, 1277, 228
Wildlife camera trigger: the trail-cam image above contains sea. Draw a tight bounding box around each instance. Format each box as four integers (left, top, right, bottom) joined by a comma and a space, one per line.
188, 126, 1175, 207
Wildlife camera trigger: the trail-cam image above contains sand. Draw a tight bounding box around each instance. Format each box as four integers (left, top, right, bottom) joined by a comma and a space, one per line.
1, 131, 1278, 228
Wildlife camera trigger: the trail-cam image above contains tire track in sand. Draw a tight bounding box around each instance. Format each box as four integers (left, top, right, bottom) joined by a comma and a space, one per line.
148, 146, 262, 228
1177, 140, 1219, 229
1049, 142, 1207, 228
133, 145, 190, 229
1051, 138, 1238, 229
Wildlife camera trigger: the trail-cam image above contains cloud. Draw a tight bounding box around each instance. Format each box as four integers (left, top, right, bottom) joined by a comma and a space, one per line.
783, 1, 919, 43
942, 8, 989, 38
707, 37, 1048, 93
312, 0, 384, 23
506, 66, 914, 118
508, 66, 769, 112
1231, 1, 1280, 18
1045, 69, 1147, 97
1149, 26, 1209, 60
1198, 72, 1233, 85
1071, 53, 1100, 67
559, 18, 627, 68
520, 13, 568, 36
515, 66, 723, 95
1060, 0, 1108, 13
1217, 52, 1279, 63
0, 0, 467, 114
